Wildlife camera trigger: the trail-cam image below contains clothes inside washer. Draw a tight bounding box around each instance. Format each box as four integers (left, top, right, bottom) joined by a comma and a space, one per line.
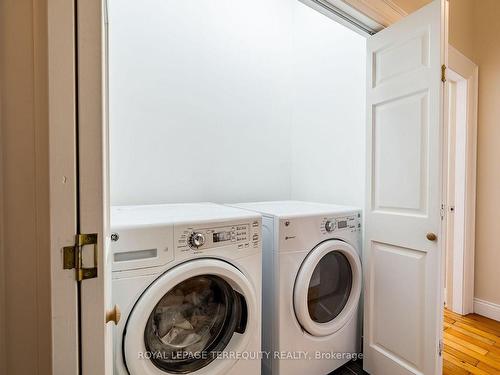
144, 275, 229, 357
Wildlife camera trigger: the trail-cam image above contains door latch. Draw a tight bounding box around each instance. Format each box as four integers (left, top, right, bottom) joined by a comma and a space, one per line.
63, 233, 98, 281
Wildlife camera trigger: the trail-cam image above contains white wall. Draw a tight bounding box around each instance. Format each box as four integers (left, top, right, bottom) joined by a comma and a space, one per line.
109, 0, 366, 207
290, 2, 366, 207
109, 0, 293, 205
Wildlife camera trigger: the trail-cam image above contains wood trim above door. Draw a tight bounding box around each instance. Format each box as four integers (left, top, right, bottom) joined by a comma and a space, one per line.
343, 0, 408, 27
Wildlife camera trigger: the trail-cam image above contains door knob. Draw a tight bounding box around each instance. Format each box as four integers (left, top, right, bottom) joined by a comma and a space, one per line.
426, 233, 437, 241
106, 304, 121, 325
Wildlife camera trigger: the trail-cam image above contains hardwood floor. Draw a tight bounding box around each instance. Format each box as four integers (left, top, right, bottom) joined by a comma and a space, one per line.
444, 309, 500, 375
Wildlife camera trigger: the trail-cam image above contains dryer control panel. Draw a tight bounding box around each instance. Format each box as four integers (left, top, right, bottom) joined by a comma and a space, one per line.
320, 214, 361, 235
174, 219, 261, 257
277, 210, 361, 253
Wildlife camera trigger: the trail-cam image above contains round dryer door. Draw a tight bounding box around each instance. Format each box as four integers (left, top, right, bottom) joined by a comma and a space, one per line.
294, 240, 362, 337
124, 259, 257, 375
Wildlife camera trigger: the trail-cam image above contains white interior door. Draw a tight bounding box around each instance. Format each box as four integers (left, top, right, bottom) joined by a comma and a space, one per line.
363, 1, 447, 374
77, 0, 113, 374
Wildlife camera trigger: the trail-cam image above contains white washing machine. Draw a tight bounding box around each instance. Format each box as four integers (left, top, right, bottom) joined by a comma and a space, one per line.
111, 203, 262, 375
230, 201, 362, 375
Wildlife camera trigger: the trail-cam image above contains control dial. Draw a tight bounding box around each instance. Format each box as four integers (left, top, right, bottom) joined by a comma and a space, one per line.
325, 220, 335, 232
189, 232, 206, 248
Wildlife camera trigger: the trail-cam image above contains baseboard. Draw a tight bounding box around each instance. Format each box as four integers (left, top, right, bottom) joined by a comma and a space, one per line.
474, 298, 500, 322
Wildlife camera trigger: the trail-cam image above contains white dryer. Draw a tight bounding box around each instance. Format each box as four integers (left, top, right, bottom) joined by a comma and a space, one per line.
230, 201, 362, 375
110, 203, 262, 375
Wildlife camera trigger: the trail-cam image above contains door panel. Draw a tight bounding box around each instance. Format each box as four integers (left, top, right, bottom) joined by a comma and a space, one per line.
371, 242, 425, 370
77, 0, 112, 374
373, 90, 429, 214
364, 1, 447, 374
373, 30, 430, 87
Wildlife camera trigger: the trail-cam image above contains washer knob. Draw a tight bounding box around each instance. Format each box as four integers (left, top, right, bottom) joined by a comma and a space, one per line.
325, 220, 335, 232
189, 232, 206, 248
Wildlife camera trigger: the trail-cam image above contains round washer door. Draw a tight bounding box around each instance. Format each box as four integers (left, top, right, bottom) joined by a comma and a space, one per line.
124, 258, 257, 375
294, 240, 362, 337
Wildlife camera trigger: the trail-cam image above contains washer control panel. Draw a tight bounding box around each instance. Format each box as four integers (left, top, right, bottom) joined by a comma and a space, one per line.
320, 213, 361, 234
175, 219, 261, 254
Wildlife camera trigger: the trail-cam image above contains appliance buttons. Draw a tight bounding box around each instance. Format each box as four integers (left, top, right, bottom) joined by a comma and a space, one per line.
325, 220, 335, 232
188, 232, 206, 248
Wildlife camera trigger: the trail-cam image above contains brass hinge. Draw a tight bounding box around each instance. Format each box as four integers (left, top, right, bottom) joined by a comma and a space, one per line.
63, 233, 98, 281
441, 64, 447, 83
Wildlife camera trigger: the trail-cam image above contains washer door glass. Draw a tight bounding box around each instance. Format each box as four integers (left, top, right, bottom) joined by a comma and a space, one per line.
144, 275, 247, 374
307, 251, 352, 323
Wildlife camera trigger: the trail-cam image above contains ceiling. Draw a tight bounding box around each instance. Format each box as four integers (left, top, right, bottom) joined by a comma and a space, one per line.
392, 0, 432, 13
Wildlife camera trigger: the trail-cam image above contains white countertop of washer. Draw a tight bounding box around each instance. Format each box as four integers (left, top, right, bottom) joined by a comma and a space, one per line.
229, 200, 360, 218
111, 202, 261, 229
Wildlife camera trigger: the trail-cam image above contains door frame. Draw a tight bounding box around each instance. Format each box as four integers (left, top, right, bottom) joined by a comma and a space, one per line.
48, 0, 110, 374
0, 72, 5, 374
75, 0, 111, 373
48, 0, 79, 374
444, 45, 478, 315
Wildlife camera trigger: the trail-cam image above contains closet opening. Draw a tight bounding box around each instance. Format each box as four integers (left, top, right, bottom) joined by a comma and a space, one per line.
55, 0, 453, 373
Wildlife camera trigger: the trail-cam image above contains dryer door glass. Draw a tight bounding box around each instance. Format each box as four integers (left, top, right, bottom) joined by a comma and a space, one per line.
143, 275, 247, 373
307, 251, 352, 323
